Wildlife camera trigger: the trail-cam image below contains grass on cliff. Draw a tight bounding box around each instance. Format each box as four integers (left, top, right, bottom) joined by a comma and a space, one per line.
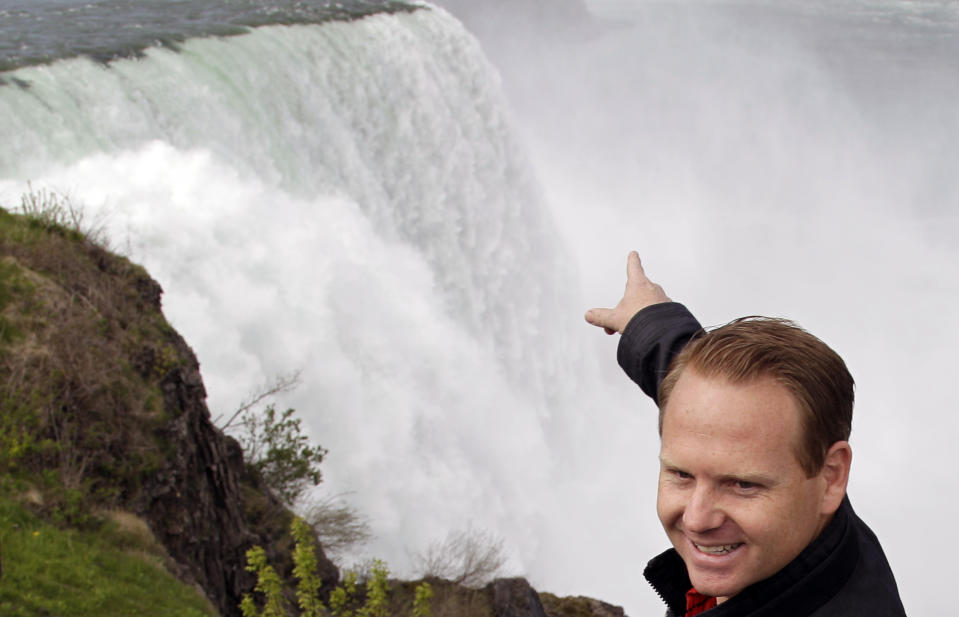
0, 495, 216, 617
0, 199, 178, 508
0, 194, 216, 615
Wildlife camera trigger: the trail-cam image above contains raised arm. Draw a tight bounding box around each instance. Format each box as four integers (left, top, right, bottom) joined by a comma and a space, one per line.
585, 252, 703, 404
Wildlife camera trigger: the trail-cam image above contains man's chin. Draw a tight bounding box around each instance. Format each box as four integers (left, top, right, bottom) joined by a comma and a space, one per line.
687, 570, 747, 600
691, 582, 741, 600
678, 540, 750, 598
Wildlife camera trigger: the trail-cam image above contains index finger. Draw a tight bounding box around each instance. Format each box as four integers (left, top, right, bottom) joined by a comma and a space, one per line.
626, 251, 649, 287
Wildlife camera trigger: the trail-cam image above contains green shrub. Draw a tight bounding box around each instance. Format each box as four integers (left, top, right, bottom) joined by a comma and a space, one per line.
291, 517, 324, 617
242, 546, 288, 617
238, 538, 435, 617
358, 560, 390, 617
412, 582, 434, 617
234, 405, 327, 506
329, 570, 358, 617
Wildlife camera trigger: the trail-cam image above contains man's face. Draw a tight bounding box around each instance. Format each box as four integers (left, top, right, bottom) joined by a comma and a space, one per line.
657, 369, 831, 600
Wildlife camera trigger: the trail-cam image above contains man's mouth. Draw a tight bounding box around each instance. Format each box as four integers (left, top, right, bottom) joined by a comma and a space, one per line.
694, 542, 743, 555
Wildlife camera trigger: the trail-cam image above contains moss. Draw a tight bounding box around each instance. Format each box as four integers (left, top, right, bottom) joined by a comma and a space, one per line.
0, 494, 217, 616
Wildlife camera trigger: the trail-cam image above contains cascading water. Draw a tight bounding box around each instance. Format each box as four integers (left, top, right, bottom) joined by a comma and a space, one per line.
0, 2, 645, 608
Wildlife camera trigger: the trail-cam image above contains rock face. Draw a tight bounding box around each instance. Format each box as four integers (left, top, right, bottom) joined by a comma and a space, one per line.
0, 211, 336, 617
489, 578, 549, 617
138, 322, 342, 617
539, 592, 628, 617
488, 579, 630, 617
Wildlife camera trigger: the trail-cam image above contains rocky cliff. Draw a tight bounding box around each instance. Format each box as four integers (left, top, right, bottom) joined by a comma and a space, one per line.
0, 206, 337, 616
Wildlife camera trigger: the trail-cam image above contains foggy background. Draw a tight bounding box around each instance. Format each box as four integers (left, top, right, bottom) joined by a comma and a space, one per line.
442, 0, 958, 613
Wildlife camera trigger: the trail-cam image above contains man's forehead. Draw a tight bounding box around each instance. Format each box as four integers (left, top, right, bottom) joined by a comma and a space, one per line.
666, 368, 802, 417
661, 369, 806, 465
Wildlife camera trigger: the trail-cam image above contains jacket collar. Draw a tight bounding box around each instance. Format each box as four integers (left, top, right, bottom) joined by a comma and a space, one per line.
644, 496, 860, 617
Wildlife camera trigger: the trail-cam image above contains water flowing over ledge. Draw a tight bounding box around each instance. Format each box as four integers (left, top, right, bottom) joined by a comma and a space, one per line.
0, 0, 421, 72
0, 4, 608, 594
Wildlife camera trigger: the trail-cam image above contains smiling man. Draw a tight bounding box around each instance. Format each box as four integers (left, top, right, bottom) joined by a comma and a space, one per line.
585, 252, 906, 617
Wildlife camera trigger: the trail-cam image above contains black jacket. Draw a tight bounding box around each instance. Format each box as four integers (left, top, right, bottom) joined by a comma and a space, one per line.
618, 303, 907, 617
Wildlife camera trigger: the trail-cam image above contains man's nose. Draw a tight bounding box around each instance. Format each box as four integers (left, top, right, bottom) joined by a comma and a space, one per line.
682, 484, 724, 532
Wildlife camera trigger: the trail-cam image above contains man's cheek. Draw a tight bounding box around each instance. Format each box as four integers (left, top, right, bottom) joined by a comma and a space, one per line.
656, 486, 683, 530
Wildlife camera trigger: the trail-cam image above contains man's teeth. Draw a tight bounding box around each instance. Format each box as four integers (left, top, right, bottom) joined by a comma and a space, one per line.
695, 543, 742, 555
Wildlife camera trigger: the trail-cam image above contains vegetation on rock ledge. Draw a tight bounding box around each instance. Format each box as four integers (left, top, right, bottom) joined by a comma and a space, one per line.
0, 194, 338, 616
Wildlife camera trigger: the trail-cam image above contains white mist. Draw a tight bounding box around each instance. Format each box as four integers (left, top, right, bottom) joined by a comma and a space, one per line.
483, 1, 959, 614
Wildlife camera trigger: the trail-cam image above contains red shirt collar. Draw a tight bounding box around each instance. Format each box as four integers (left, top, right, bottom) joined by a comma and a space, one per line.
685, 588, 717, 616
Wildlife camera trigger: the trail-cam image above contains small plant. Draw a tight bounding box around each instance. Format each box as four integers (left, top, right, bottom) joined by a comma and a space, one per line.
291, 516, 324, 617
0, 390, 49, 474
239, 594, 262, 617
302, 492, 371, 560
234, 404, 327, 506
238, 540, 431, 617
411, 581, 434, 617
221, 371, 326, 506
357, 559, 390, 617
241, 545, 288, 617
413, 526, 507, 588
17, 182, 108, 246
217, 371, 301, 431
329, 569, 358, 617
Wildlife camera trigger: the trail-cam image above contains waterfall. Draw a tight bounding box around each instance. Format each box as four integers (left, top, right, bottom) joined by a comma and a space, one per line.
0, 4, 639, 601
0, 8, 571, 370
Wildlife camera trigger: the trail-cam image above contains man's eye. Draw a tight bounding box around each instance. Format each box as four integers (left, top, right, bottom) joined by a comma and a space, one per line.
672, 469, 692, 480
735, 480, 759, 491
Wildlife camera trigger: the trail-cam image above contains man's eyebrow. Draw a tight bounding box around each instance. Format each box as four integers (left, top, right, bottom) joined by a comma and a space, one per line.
658, 454, 681, 469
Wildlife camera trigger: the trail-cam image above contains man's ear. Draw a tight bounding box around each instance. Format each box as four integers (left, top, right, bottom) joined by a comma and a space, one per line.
820, 441, 852, 515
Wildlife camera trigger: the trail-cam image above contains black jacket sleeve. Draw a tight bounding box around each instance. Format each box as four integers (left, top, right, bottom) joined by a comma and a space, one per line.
616, 302, 704, 405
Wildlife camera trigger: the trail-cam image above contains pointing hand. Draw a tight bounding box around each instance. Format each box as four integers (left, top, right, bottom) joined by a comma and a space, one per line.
584, 251, 671, 335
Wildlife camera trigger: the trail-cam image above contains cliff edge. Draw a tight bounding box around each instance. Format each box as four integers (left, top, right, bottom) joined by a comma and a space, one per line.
0, 206, 337, 616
